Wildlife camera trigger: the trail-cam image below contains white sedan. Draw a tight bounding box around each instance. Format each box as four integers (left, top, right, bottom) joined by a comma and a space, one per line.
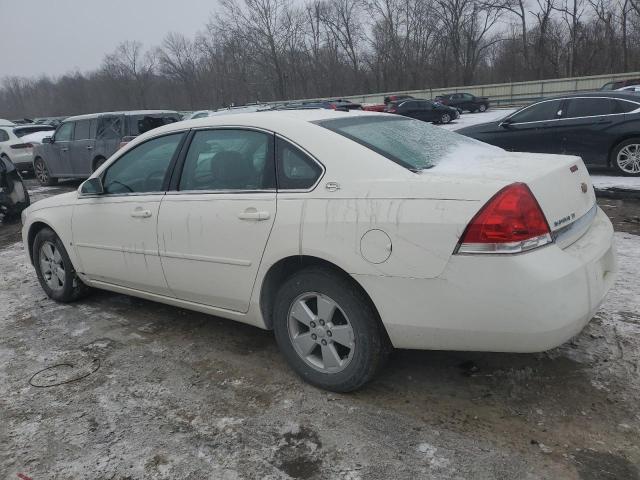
1, 124, 56, 172
21, 110, 617, 391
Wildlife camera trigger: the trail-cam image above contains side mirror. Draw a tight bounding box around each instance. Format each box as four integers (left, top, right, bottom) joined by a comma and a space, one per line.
42, 136, 53, 144
80, 177, 104, 195
500, 118, 513, 128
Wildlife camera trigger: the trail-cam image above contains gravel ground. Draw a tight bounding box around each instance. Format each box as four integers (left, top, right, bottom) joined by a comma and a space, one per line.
0, 179, 639, 480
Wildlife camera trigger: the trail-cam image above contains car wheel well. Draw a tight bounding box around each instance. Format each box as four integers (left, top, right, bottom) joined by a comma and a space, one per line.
27, 221, 56, 264
259, 255, 389, 338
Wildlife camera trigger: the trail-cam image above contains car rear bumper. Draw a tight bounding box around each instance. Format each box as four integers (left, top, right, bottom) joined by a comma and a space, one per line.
7, 150, 34, 170
355, 207, 617, 352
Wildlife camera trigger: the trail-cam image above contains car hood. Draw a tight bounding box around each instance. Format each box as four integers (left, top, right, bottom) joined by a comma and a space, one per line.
26, 191, 77, 213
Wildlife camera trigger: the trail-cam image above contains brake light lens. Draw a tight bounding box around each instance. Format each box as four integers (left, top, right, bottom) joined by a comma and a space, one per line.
456, 183, 552, 254
10, 143, 33, 149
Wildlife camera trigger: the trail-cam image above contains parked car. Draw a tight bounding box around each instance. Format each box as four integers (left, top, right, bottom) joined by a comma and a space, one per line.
616, 85, 640, 93
21, 110, 615, 392
600, 78, 640, 90
188, 110, 216, 119
434, 93, 490, 113
33, 110, 180, 185
362, 103, 386, 112
0, 124, 56, 173
33, 116, 67, 127
456, 92, 640, 176
384, 94, 414, 104
11, 118, 34, 125
0, 155, 30, 219
386, 98, 459, 123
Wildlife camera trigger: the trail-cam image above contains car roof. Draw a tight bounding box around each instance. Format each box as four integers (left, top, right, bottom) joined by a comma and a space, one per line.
64, 110, 179, 122
534, 91, 640, 102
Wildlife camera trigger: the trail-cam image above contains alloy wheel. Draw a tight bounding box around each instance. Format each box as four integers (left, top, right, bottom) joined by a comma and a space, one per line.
35, 160, 49, 184
39, 241, 65, 291
441, 113, 451, 124
287, 292, 355, 373
616, 144, 640, 174
479, 104, 487, 112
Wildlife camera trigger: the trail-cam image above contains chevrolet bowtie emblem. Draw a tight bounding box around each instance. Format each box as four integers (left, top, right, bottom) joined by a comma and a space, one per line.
581, 182, 588, 193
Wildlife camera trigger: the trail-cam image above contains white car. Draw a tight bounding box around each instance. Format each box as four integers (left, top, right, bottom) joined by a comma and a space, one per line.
1, 124, 56, 173
617, 85, 640, 93
21, 110, 617, 391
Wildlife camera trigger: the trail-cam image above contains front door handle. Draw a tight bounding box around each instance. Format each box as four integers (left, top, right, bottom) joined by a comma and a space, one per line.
61, 147, 68, 152
130, 208, 152, 218
87, 146, 93, 150
238, 208, 270, 221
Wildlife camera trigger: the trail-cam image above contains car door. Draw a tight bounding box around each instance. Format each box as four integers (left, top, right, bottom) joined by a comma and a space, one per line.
497, 99, 563, 153
95, 115, 124, 165
556, 97, 619, 165
399, 101, 422, 120
69, 119, 96, 176
72, 132, 186, 295
157, 128, 277, 312
47, 122, 74, 176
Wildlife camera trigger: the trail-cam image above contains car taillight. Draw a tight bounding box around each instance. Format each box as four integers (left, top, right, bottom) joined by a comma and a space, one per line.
10, 143, 33, 149
387, 107, 397, 113
456, 182, 552, 254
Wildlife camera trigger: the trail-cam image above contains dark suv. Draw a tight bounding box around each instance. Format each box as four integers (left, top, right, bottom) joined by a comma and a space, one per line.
33, 110, 180, 185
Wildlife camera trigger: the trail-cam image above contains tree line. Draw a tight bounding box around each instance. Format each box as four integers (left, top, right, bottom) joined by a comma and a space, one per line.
2, 0, 640, 118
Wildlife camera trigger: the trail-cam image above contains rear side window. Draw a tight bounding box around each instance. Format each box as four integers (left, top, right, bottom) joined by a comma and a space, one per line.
179, 129, 274, 191
315, 115, 486, 171
0, 129, 9, 142
564, 98, 615, 118
74, 120, 92, 140
276, 138, 322, 190
129, 115, 179, 136
97, 116, 122, 139
510, 100, 562, 123
615, 100, 640, 113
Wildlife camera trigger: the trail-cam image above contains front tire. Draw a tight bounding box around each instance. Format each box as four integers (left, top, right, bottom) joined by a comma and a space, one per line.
611, 138, 640, 176
478, 103, 487, 112
273, 267, 389, 392
438, 112, 452, 124
33, 228, 90, 302
34, 157, 58, 186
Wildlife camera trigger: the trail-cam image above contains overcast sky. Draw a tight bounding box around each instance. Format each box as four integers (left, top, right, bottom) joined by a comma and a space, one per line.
0, 0, 218, 78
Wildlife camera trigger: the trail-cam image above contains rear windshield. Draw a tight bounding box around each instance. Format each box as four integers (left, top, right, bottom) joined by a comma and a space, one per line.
13, 126, 55, 137
314, 115, 482, 171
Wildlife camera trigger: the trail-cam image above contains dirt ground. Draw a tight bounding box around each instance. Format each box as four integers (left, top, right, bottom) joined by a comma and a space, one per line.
1, 179, 639, 480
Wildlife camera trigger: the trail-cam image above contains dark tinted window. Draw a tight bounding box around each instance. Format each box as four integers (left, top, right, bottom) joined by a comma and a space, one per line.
74, 120, 92, 140
55, 122, 74, 142
565, 98, 615, 118
276, 137, 322, 190
399, 101, 417, 110
103, 133, 183, 194
129, 114, 179, 136
179, 129, 274, 191
510, 100, 562, 123
12, 126, 54, 138
615, 99, 640, 113
97, 116, 122, 139
0, 129, 9, 142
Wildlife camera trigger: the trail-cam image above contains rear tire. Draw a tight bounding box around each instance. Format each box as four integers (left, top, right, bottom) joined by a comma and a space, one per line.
611, 138, 640, 176
34, 157, 58, 186
273, 267, 389, 392
478, 103, 487, 112
33, 228, 90, 302
438, 113, 452, 124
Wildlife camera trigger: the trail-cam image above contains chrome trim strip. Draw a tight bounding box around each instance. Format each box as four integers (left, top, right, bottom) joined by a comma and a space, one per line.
165, 189, 276, 196
75, 242, 158, 256
160, 250, 252, 266
552, 203, 598, 248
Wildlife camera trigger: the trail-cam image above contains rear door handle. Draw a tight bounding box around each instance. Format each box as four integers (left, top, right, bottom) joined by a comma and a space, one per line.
130, 208, 152, 218
61, 147, 68, 152
238, 209, 270, 221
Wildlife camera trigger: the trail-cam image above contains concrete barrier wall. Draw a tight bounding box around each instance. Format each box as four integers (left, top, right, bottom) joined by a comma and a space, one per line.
276, 71, 640, 107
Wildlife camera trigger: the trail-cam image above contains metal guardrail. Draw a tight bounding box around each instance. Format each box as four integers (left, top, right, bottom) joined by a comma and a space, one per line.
273, 71, 640, 107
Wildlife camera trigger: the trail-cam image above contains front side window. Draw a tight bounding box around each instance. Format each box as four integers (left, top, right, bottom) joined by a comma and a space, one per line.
103, 133, 184, 194
509, 100, 562, 123
55, 122, 74, 142
179, 129, 274, 191
316, 115, 488, 171
74, 120, 92, 140
564, 98, 615, 118
276, 137, 322, 190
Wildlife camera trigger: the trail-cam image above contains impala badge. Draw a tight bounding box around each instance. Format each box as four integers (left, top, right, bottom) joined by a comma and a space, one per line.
581, 182, 588, 193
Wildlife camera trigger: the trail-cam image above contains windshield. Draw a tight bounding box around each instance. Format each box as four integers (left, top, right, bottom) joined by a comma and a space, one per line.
315, 115, 486, 171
